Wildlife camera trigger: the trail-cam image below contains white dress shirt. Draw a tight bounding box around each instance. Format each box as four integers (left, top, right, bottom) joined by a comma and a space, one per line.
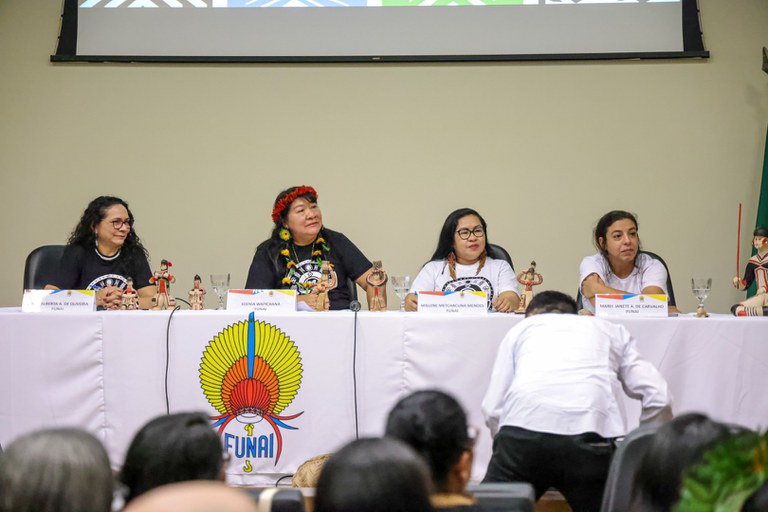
481, 313, 671, 439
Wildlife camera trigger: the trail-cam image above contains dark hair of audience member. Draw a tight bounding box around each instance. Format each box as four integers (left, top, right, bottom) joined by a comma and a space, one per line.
742, 481, 768, 512
120, 412, 225, 504
630, 413, 732, 512
385, 390, 471, 491
0, 427, 113, 512
314, 437, 433, 512
525, 290, 578, 317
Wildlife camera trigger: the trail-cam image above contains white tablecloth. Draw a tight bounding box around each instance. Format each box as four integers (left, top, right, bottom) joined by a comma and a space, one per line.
1, 309, 766, 484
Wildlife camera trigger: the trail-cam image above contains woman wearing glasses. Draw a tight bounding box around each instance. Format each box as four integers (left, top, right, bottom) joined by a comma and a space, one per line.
405, 208, 520, 312
45, 196, 153, 309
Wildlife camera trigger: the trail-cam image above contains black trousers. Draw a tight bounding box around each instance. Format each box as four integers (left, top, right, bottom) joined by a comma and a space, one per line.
482, 426, 615, 512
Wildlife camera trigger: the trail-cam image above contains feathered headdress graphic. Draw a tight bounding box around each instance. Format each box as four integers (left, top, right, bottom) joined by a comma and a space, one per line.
200, 312, 303, 464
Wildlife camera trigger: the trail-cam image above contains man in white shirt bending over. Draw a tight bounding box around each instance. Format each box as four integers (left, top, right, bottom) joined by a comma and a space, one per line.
481, 290, 672, 512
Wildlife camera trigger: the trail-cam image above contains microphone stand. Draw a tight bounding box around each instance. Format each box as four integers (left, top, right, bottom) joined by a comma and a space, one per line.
350, 300, 361, 439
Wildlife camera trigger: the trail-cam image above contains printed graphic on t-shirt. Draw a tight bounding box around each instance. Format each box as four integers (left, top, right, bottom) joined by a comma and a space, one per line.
442, 276, 494, 306
288, 258, 337, 294
87, 274, 128, 291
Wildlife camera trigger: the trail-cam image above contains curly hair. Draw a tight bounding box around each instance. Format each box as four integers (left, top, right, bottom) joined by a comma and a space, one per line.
68, 196, 149, 273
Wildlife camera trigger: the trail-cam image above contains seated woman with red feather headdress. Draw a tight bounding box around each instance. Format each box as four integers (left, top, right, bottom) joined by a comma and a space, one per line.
245, 185, 381, 311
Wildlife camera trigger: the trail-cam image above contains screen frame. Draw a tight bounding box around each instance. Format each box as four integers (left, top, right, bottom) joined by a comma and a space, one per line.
51, 0, 709, 64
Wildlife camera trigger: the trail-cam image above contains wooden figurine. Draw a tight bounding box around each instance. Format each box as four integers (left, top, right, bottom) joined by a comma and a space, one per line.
150, 259, 176, 310
120, 277, 139, 310
189, 274, 206, 311
312, 260, 336, 312
731, 226, 768, 316
515, 261, 543, 313
733, 226, 768, 294
365, 260, 388, 312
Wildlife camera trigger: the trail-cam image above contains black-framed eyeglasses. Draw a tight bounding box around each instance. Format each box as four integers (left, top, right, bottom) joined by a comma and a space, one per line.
456, 227, 485, 240
109, 219, 134, 230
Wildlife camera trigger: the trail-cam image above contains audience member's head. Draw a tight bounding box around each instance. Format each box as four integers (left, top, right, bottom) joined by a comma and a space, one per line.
631, 413, 732, 511
123, 481, 257, 512
0, 427, 113, 512
385, 390, 474, 493
742, 481, 768, 512
292, 453, 332, 488
120, 412, 226, 503
314, 437, 433, 512
525, 290, 578, 317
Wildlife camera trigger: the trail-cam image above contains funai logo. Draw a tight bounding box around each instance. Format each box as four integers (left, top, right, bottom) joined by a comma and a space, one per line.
199, 312, 303, 469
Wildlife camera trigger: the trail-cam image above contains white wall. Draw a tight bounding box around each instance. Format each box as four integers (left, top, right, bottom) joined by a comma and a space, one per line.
1, 0, 767, 313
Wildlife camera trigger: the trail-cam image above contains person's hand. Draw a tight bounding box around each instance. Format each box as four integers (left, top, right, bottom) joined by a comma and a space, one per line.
732, 277, 743, 289
98, 286, 123, 310
404, 293, 418, 312
298, 292, 329, 311
493, 292, 519, 313
581, 273, 603, 299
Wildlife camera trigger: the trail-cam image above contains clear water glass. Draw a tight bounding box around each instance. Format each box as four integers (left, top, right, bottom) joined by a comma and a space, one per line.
210, 273, 231, 310
391, 275, 411, 312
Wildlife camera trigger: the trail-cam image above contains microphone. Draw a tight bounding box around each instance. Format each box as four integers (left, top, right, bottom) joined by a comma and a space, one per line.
350, 300, 361, 312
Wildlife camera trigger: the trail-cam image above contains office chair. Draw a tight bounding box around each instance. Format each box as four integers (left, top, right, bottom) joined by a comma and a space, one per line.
247, 488, 305, 512
487, 243, 514, 272
599, 424, 659, 512
467, 482, 535, 512
23, 245, 65, 290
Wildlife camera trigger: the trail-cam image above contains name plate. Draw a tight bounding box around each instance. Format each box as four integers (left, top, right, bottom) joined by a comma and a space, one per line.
227, 289, 296, 312
417, 291, 488, 315
594, 294, 668, 317
22, 289, 96, 312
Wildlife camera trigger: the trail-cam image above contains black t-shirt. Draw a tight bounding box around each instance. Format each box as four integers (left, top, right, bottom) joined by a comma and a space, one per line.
245, 229, 371, 310
49, 244, 153, 291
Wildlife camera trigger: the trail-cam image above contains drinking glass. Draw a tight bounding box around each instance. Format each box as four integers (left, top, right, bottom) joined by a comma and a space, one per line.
210, 273, 231, 310
691, 277, 711, 318
390, 275, 411, 312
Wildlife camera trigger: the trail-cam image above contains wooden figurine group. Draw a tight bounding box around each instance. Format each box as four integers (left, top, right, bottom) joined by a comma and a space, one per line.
732, 226, 768, 316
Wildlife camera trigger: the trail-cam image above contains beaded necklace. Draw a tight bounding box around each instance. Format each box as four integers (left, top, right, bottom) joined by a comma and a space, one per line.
280, 230, 331, 291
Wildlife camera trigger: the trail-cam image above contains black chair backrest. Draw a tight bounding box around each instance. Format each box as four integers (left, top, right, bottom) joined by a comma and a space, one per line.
467, 482, 535, 512
641, 250, 676, 306
599, 424, 659, 512
23, 245, 65, 290
246, 488, 305, 512
576, 250, 675, 309
487, 243, 514, 272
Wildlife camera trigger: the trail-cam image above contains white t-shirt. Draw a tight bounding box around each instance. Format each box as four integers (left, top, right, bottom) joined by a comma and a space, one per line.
409, 257, 520, 311
481, 314, 671, 438
579, 253, 668, 313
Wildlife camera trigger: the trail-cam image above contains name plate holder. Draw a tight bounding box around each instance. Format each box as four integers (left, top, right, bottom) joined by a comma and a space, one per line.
227, 289, 297, 312
594, 294, 668, 317
417, 290, 488, 315
22, 289, 96, 312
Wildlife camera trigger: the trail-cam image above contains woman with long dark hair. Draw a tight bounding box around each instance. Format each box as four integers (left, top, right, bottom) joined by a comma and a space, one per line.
579, 210, 667, 314
45, 196, 153, 309
245, 185, 380, 310
405, 208, 520, 312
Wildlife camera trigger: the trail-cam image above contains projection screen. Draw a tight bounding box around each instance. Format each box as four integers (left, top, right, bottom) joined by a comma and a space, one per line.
52, 0, 708, 63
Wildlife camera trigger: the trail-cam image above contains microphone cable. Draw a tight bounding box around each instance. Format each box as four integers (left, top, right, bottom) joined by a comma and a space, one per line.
350, 300, 362, 440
